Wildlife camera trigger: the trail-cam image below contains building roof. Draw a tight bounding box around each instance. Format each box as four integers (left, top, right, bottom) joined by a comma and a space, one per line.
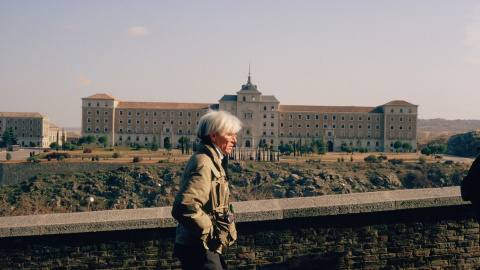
239, 73, 260, 92
117, 101, 216, 110
383, 100, 417, 106
0, 112, 46, 118
82, 94, 120, 100
219, 95, 237, 102
279, 105, 382, 114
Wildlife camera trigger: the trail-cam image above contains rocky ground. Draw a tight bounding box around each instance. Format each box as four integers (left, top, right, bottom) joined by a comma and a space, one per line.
0, 158, 469, 217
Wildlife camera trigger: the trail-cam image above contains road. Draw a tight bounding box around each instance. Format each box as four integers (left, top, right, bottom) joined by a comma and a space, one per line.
0, 148, 44, 161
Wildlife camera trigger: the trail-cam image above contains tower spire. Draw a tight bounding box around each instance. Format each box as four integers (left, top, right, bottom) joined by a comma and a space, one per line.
248, 62, 251, 84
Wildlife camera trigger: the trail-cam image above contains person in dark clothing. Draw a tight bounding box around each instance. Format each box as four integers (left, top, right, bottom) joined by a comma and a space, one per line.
461, 149, 480, 223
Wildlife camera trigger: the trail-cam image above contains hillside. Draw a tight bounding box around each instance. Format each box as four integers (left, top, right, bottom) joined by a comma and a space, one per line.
0, 159, 469, 217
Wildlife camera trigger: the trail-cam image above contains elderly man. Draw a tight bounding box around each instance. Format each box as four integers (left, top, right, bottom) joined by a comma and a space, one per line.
172, 109, 242, 270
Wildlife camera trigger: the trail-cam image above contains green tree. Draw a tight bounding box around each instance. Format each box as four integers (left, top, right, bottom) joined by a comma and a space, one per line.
165, 138, 173, 152
178, 136, 190, 154
1, 127, 17, 147
6, 153, 11, 161
193, 138, 200, 152
150, 136, 159, 151
98, 136, 108, 147
421, 147, 432, 156
402, 142, 413, 153
393, 141, 403, 153
50, 142, 60, 150
86, 135, 96, 144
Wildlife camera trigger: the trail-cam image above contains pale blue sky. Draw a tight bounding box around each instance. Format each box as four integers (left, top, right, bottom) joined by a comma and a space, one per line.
1, 1, 480, 128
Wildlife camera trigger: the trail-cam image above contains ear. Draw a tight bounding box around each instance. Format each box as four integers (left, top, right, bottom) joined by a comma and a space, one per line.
209, 133, 216, 142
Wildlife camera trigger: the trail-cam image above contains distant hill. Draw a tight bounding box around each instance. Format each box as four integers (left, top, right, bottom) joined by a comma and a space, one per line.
418, 119, 480, 132
417, 119, 480, 146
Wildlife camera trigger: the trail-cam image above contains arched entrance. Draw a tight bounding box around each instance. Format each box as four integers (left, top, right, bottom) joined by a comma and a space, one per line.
327, 141, 334, 152
163, 137, 171, 148
245, 140, 251, 148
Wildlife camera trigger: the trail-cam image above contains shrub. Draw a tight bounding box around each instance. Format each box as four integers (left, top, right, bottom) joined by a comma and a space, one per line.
418, 156, 427, 164
364, 155, 379, 163
388, 158, 404, 165
133, 156, 143, 163
444, 160, 454, 165
83, 147, 93, 154
378, 154, 388, 161
95, 155, 99, 161
113, 152, 120, 159
104, 147, 115, 151
6, 153, 11, 161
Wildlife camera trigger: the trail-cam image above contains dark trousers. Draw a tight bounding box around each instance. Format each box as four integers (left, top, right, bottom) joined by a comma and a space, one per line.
174, 243, 227, 270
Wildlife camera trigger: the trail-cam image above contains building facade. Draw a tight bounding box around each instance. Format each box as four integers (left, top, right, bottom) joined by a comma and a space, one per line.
81, 75, 418, 152
0, 112, 65, 148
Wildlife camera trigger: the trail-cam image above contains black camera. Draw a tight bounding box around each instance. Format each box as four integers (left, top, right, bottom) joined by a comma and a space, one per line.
216, 213, 234, 224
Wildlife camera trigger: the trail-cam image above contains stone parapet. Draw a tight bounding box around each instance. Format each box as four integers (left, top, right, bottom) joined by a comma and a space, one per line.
0, 186, 467, 238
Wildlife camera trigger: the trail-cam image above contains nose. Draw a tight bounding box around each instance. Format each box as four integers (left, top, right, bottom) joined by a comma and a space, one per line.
232, 136, 237, 143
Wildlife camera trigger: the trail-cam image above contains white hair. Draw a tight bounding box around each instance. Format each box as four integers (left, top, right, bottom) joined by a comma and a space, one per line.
196, 110, 243, 141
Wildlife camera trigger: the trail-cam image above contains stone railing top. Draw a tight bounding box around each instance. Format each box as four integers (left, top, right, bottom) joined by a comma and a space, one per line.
0, 186, 469, 238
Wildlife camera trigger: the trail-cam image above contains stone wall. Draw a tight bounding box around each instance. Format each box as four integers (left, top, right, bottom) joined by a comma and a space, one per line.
0, 162, 129, 186
0, 187, 479, 269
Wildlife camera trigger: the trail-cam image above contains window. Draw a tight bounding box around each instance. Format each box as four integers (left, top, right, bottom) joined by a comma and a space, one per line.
324, 115, 328, 120
179, 112, 183, 117
298, 115, 302, 120
105, 111, 108, 115
307, 115, 311, 120
120, 110, 123, 116
136, 110, 140, 116
145, 111, 149, 116
128, 111, 132, 116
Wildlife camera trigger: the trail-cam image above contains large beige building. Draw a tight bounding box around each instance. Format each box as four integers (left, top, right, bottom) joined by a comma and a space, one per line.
81, 75, 418, 152
0, 112, 65, 148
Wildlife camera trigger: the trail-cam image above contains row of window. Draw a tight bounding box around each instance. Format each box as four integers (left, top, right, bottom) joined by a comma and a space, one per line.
87, 109, 202, 118
0, 119, 42, 125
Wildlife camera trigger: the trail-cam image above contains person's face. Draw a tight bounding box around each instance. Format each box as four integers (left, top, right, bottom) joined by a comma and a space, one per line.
210, 131, 237, 154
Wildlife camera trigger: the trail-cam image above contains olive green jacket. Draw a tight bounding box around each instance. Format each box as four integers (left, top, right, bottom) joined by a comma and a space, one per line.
171, 142, 237, 253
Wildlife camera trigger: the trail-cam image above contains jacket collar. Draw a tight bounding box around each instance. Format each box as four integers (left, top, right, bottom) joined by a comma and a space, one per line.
198, 142, 223, 171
